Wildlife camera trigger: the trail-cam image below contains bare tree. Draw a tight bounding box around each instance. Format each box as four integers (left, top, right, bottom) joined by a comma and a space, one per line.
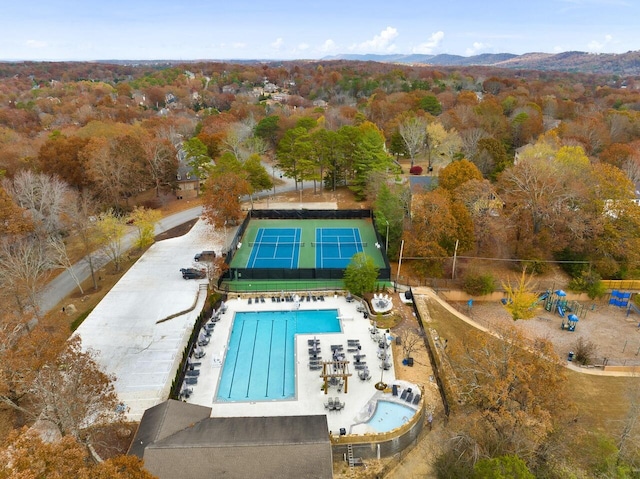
48, 236, 84, 295
144, 138, 178, 197
398, 116, 428, 167
400, 328, 425, 360
3, 170, 73, 236
0, 237, 53, 316
67, 192, 100, 290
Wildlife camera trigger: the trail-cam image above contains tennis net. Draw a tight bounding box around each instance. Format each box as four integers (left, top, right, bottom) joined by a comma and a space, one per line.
248, 241, 304, 247
311, 241, 367, 248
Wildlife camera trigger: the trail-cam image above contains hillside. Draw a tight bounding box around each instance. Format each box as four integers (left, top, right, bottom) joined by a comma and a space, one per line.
325, 50, 640, 76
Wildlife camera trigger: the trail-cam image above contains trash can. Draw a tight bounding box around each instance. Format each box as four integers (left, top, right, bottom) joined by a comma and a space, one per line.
406, 357, 414, 367
567, 351, 574, 362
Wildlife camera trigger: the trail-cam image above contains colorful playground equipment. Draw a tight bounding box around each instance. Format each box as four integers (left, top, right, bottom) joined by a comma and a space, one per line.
544, 289, 589, 320
561, 313, 579, 331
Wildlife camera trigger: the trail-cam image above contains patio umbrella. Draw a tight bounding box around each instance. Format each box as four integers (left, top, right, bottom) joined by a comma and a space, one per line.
568, 314, 579, 322
555, 290, 567, 297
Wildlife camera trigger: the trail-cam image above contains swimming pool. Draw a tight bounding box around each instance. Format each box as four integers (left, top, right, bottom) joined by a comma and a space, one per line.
366, 400, 416, 433
217, 309, 341, 401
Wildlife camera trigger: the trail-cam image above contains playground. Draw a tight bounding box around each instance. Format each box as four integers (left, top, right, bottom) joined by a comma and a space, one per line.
461, 291, 640, 367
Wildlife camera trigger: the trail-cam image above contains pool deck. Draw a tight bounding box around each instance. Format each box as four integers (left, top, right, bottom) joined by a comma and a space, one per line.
184, 295, 418, 434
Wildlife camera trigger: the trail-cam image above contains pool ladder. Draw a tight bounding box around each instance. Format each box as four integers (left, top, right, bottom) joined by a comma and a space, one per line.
347, 444, 355, 468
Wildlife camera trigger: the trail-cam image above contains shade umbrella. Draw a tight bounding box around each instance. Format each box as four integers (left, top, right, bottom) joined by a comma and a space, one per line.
555, 290, 567, 297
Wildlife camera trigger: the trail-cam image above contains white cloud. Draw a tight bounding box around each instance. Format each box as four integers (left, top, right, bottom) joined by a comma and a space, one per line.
349, 27, 399, 53
26, 39, 47, 49
271, 38, 284, 50
232, 42, 247, 49
318, 39, 337, 53
412, 31, 444, 54
465, 41, 489, 56
587, 34, 613, 52
297, 43, 309, 51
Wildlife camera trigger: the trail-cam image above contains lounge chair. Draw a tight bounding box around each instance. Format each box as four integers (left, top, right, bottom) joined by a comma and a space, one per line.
412, 394, 421, 405
185, 369, 200, 377
197, 337, 209, 347
333, 398, 344, 411
406, 392, 414, 403
184, 377, 198, 385
309, 364, 322, 370
392, 384, 399, 396
179, 387, 192, 399
260, 296, 265, 303
400, 389, 409, 400
319, 296, 325, 301
324, 398, 334, 410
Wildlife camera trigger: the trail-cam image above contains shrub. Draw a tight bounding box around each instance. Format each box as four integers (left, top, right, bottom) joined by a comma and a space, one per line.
463, 271, 496, 296
569, 271, 606, 299
573, 336, 597, 365
409, 165, 423, 175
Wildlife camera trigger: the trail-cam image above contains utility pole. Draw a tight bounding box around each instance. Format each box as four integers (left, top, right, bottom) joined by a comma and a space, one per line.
396, 240, 405, 285
451, 239, 459, 279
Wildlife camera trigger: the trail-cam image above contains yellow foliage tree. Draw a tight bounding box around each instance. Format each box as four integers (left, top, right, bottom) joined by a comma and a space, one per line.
501, 269, 539, 321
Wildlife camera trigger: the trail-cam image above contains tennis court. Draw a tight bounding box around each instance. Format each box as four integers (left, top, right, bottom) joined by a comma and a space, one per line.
226, 216, 389, 285
314, 227, 365, 268
246, 227, 302, 268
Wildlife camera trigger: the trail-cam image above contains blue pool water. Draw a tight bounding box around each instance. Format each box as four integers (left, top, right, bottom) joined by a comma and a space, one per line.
217, 309, 341, 401
367, 401, 416, 433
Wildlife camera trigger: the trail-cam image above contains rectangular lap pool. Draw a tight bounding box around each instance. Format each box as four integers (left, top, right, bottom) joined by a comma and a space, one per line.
217, 309, 341, 401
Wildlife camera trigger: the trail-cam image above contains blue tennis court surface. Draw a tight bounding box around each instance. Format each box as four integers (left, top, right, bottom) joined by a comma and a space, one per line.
247, 227, 302, 268
314, 227, 364, 268
217, 310, 341, 401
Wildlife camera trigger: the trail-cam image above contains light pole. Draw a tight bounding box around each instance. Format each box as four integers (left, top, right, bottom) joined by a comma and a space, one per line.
272, 165, 276, 197
385, 220, 389, 253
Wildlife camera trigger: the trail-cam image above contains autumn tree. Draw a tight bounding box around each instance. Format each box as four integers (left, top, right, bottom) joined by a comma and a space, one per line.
406, 189, 474, 276
201, 171, 251, 227
38, 133, 92, 191
128, 206, 162, 250
0, 429, 157, 479
440, 327, 568, 472
95, 209, 127, 272
30, 335, 122, 445
0, 184, 32, 236
0, 313, 67, 417
501, 269, 539, 321
439, 159, 483, 191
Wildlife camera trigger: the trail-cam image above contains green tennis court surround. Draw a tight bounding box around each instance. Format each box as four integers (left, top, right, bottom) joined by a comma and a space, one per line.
220, 209, 390, 287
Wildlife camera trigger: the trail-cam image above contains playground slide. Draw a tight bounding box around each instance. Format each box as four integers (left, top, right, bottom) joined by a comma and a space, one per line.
557, 305, 566, 318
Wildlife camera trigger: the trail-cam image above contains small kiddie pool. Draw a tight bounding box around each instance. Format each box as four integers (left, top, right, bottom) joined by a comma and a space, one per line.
365, 400, 417, 433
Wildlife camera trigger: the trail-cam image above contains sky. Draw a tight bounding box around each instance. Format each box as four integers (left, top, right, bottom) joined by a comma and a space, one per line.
2, 0, 639, 61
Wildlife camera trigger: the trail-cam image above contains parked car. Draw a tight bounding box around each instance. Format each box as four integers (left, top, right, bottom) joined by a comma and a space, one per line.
180, 268, 206, 280
194, 250, 216, 262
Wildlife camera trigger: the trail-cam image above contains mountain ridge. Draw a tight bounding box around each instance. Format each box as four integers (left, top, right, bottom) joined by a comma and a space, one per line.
323, 50, 640, 75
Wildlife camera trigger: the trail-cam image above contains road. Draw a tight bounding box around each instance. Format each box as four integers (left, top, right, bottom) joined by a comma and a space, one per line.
38, 205, 204, 314
38, 167, 300, 314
